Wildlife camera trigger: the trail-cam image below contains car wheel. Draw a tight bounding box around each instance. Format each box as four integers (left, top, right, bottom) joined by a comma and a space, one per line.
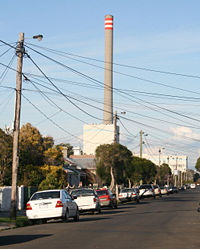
74, 209, 79, 221
96, 205, 101, 214
29, 219, 36, 225
64, 209, 69, 222
41, 219, 47, 224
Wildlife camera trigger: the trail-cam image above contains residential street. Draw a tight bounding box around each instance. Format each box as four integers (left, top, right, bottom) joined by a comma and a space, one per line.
1, 189, 200, 249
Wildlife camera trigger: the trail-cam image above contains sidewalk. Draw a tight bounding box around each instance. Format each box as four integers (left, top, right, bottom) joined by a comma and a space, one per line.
0, 210, 26, 231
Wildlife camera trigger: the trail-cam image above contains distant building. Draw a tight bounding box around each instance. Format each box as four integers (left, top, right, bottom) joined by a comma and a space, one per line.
83, 123, 119, 155
73, 146, 82, 156
134, 153, 188, 173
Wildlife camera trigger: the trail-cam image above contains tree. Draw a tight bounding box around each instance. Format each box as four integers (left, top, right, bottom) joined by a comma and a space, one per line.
156, 163, 171, 185
19, 123, 44, 167
0, 128, 13, 186
43, 146, 64, 166
95, 143, 132, 189
58, 143, 74, 157
38, 165, 67, 190
195, 157, 200, 172
18, 123, 64, 186
127, 156, 157, 185
43, 136, 54, 151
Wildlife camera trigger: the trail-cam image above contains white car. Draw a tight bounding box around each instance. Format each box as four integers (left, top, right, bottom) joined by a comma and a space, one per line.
119, 188, 139, 203
70, 188, 101, 214
26, 189, 79, 224
153, 185, 161, 196
190, 183, 196, 189
160, 186, 168, 195
139, 184, 155, 198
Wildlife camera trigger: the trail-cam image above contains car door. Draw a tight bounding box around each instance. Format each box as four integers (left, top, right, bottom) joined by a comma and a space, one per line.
64, 191, 76, 216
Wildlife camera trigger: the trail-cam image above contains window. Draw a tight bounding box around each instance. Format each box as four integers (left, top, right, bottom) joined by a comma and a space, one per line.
31, 191, 60, 200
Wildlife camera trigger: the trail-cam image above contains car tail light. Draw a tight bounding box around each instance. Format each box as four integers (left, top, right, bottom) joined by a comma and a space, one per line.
55, 200, 63, 208
132, 193, 136, 196
119, 194, 122, 197
26, 203, 32, 210
93, 197, 97, 203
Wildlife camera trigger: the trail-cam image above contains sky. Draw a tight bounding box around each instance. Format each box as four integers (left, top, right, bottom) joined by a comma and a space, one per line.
1, 0, 200, 169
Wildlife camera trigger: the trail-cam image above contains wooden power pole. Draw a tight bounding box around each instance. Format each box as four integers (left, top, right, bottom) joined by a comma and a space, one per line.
10, 32, 24, 220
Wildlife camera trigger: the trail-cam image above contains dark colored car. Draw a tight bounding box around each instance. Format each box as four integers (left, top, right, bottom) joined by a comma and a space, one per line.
172, 186, 178, 193
96, 189, 117, 209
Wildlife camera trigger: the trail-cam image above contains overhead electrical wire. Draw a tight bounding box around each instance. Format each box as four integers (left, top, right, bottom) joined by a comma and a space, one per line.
0, 39, 199, 154
26, 54, 102, 121
24, 44, 200, 126
26, 42, 200, 80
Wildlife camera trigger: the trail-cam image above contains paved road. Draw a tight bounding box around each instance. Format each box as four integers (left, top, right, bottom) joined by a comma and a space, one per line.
0, 189, 200, 249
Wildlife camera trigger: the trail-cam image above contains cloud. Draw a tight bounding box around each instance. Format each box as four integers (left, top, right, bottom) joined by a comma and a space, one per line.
170, 126, 200, 141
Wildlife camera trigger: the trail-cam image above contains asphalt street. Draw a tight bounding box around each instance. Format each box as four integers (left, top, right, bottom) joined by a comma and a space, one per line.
0, 189, 200, 249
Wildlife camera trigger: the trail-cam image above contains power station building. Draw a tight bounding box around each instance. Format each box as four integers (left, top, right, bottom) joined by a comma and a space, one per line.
83, 123, 119, 155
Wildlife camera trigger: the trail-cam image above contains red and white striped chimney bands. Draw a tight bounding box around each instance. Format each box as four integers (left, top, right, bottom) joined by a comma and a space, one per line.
105, 16, 113, 30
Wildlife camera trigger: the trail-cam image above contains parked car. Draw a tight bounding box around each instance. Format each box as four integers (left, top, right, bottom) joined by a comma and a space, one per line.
153, 185, 161, 196
160, 186, 168, 195
139, 184, 155, 198
172, 186, 178, 193
70, 188, 101, 214
190, 183, 196, 189
118, 188, 139, 203
131, 188, 140, 203
96, 189, 117, 208
26, 189, 79, 224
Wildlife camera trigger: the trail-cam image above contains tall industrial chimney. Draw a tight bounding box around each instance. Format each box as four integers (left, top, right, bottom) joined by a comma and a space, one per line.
103, 15, 113, 124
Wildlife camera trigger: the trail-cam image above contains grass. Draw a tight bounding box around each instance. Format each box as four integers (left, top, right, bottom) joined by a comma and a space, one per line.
0, 216, 29, 227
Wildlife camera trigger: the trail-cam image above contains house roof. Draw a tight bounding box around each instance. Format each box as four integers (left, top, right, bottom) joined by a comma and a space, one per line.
69, 155, 96, 170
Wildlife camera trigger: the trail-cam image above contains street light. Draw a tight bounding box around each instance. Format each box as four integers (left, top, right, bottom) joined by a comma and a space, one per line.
32, 34, 43, 41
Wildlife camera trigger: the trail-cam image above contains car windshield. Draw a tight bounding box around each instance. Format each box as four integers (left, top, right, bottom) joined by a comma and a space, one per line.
121, 189, 132, 193
139, 185, 152, 189
31, 191, 60, 200
96, 190, 108, 196
70, 189, 94, 197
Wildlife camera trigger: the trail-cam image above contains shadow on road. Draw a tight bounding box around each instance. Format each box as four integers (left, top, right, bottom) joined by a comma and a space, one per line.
79, 216, 111, 222
0, 234, 52, 246
134, 209, 195, 215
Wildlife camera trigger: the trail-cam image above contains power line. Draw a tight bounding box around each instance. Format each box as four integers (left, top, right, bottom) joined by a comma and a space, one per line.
26, 42, 200, 80
26, 54, 102, 121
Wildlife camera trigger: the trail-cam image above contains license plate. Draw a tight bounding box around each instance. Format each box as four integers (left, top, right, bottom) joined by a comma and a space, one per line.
39, 203, 48, 209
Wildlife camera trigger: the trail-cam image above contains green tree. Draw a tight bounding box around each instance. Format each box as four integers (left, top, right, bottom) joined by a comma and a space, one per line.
95, 143, 132, 189
19, 123, 44, 167
58, 143, 74, 157
127, 156, 157, 185
156, 163, 171, 185
0, 128, 13, 186
38, 166, 67, 190
44, 146, 64, 166
18, 123, 64, 186
195, 157, 200, 172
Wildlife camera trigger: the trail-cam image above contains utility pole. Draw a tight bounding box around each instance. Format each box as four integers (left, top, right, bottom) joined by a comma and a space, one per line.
140, 130, 143, 158
114, 111, 118, 143
10, 32, 24, 220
